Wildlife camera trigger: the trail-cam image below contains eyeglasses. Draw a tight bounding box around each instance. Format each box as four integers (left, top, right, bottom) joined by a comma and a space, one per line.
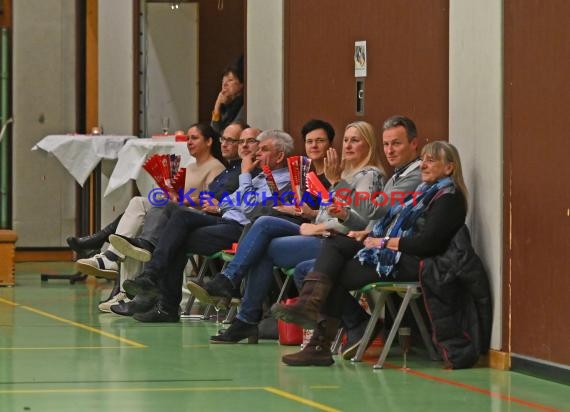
238, 138, 258, 145
219, 136, 240, 145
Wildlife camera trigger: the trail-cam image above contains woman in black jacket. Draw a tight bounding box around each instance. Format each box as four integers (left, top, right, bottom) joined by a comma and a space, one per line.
272, 141, 469, 366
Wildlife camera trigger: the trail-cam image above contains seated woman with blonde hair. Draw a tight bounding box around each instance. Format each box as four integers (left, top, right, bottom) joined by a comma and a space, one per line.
191, 120, 385, 344
272, 141, 469, 366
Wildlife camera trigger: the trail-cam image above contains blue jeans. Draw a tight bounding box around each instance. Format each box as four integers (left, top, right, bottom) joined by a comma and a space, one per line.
229, 218, 324, 324
222, 216, 302, 284
293, 258, 315, 289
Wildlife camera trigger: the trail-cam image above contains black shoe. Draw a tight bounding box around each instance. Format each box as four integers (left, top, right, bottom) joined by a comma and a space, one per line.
187, 274, 238, 309
210, 318, 258, 344
122, 273, 160, 298
67, 214, 123, 257
66, 236, 101, 258
205, 273, 235, 299
341, 319, 383, 360
110, 295, 157, 317
133, 302, 180, 323
109, 234, 154, 263
66, 236, 98, 259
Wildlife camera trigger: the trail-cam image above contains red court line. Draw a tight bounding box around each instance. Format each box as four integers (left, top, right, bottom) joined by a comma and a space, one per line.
363, 357, 560, 412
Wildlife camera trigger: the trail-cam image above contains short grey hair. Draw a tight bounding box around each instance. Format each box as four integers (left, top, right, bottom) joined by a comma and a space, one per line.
257, 130, 295, 156
382, 115, 417, 141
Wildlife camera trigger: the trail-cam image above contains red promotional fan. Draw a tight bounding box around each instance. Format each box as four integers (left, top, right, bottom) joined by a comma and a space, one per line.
287, 156, 311, 210
261, 165, 279, 193
171, 167, 186, 192
142, 156, 167, 189
143, 153, 183, 192
305, 171, 331, 202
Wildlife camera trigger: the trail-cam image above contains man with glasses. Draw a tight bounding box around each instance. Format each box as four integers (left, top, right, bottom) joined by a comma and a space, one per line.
207, 122, 251, 203
105, 123, 257, 315
201, 126, 262, 214
116, 130, 294, 322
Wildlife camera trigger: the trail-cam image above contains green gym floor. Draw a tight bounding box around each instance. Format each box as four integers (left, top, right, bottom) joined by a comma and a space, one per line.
1, 263, 568, 412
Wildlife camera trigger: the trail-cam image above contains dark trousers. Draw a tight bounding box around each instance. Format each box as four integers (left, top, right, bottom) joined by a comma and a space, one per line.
145, 208, 243, 308
313, 235, 419, 319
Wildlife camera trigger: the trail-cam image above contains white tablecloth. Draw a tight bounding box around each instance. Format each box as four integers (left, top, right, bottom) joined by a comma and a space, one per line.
104, 138, 194, 196
31, 134, 135, 185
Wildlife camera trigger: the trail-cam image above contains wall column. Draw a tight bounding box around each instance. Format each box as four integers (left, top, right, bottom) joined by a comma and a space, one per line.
449, 0, 503, 352
246, 0, 283, 130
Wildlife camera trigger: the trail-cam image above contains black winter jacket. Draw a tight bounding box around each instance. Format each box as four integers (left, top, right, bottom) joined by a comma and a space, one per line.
419, 225, 492, 369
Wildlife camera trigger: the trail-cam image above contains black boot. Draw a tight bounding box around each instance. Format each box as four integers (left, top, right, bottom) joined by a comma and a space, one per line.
67, 213, 123, 257
271, 271, 332, 329
282, 317, 340, 366
210, 318, 259, 344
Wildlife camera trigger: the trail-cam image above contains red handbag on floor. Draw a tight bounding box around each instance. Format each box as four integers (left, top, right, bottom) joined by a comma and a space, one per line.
277, 298, 303, 345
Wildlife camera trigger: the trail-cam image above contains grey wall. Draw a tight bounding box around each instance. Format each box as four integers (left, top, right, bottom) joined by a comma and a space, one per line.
13, 0, 76, 247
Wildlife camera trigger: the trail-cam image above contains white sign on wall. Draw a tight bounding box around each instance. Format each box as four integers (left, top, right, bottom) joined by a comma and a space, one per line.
354, 40, 367, 77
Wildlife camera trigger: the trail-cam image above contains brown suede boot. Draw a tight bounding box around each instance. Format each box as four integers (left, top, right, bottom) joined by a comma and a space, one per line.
282, 317, 340, 366
270, 271, 332, 329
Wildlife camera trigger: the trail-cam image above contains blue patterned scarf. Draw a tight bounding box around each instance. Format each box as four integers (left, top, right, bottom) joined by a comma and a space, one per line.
355, 177, 454, 278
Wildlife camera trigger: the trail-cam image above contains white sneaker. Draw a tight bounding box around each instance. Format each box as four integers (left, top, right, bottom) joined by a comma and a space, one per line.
98, 291, 130, 313
76, 254, 119, 280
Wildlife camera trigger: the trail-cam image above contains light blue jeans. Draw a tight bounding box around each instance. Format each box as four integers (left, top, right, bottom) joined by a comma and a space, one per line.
221, 216, 324, 324
293, 258, 316, 289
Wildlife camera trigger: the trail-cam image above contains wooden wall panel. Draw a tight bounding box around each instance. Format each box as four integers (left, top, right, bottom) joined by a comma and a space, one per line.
198, 0, 244, 124
285, 0, 449, 163
86, 0, 98, 131
0, 0, 11, 28
504, 0, 570, 365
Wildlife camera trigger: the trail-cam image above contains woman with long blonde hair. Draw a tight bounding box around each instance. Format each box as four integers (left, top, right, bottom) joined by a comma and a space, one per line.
337, 120, 383, 179
273, 140, 469, 367
192, 120, 385, 344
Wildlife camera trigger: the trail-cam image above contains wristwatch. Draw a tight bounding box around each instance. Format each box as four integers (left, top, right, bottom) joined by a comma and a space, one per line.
217, 206, 222, 214
381, 235, 390, 248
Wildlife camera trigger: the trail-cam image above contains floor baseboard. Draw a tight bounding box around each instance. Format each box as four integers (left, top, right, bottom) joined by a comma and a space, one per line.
15, 249, 73, 262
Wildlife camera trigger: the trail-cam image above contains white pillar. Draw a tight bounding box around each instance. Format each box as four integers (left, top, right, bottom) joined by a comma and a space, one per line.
246, 0, 284, 130
449, 0, 503, 350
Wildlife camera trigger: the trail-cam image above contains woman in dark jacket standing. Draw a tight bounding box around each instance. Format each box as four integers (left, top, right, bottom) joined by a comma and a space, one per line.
272, 141, 469, 366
